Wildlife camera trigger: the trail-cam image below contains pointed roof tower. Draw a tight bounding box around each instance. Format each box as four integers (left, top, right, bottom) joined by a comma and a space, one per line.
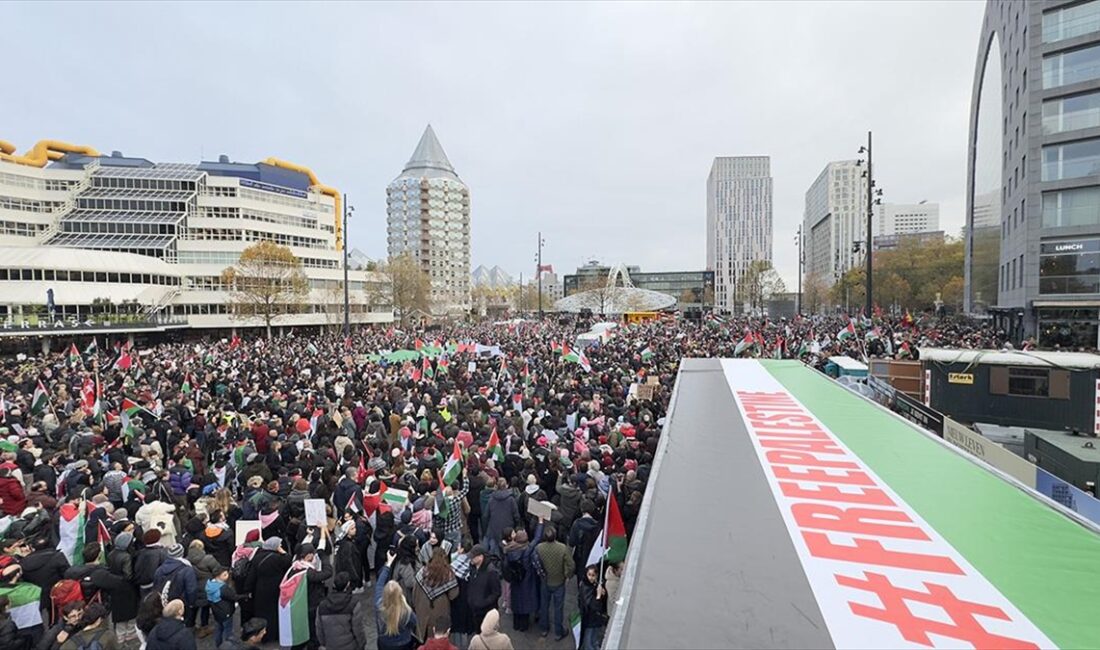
398, 124, 459, 181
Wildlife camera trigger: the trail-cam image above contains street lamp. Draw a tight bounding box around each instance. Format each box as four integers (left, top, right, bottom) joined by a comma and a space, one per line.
343, 197, 354, 339
535, 232, 546, 320
795, 225, 804, 316
855, 132, 882, 318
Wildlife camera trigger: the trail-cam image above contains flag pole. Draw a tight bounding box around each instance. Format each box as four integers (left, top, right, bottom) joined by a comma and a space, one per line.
598, 483, 611, 588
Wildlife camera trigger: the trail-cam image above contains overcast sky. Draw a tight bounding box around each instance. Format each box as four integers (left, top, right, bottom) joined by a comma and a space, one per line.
5, 1, 985, 288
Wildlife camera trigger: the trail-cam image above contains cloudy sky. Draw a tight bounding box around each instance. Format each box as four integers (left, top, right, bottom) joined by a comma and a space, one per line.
6, 1, 984, 287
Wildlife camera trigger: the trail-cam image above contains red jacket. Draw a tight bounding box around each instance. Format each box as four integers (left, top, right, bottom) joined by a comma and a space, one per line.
252, 422, 270, 454
417, 638, 458, 650
0, 476, 26, 516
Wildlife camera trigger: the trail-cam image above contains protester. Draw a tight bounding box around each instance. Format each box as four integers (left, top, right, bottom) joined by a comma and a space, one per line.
411, 547, 459, 641
206, 565, 243, 647
578, 563, 609, 650
223, 617, 267, 650
147, 599, 195, 650
315, 571, 366, 650
60, 603, 118, 650
468, 608, 514, 650
535, 525, 573, 640
376, 550, 419, 650
417, 614, 457, 650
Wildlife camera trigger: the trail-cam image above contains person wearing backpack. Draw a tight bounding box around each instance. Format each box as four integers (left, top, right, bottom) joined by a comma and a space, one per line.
35, 601, 83, 650
59, 603, 118, 650
151, 545, 197, 622
62, 544, 127, 611
205, 566, 241, 648
501, 518, 544, 631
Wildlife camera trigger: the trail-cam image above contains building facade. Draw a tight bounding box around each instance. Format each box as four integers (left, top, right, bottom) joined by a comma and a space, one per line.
563, 261, 714, 311
386, 125, 471, 316
0, 139, 391, 332
803, 160, 869, 289
966, 0, 1100, 348
874, 202, 941, 238
706, 156, 773, 313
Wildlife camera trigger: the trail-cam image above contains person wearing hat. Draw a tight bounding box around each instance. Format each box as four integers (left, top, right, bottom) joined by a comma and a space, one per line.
146, 599, 194, 650
133, 529, 167, 597
464, 544, 501, 632
106, 531, 141, 643
59, 602, 118, 650
243, 538, 291, 644
151, 544, 198, 625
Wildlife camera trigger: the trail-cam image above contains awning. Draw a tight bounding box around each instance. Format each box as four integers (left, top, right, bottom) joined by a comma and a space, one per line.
1033, 300, 1100, 308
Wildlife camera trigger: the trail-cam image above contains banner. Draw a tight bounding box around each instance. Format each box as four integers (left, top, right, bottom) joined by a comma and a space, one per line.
1035, 468, 1100, 526
942, 417, 1037, 488
893, 390, 944, 437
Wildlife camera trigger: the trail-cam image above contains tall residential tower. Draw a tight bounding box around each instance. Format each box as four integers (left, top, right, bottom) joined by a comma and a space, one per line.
965, 0, 1100, 347
386, 125, 471, 315
803, 160, 869, 289
706, 156, 773, 313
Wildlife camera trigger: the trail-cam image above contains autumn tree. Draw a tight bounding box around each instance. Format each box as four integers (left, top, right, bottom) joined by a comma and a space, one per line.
802, 272, 828, 314
737, 261, 786, 315
221, 240, 309, 339
375, 253, 431, 325
831, 237, 965, 314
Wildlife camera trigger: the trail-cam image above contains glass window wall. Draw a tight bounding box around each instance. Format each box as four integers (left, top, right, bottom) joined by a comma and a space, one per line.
1043, 1, 1100, 43
1044, 44, 1100, 88
1042, 90, 1100, 134
1043, 186, 1100, 227
1042, 138, 1100, 180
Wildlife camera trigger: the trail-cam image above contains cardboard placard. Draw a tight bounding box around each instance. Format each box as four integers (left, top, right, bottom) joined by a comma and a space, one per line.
468, 361, 477, 373
527, 499, 557, 521
647, 375, 659, 385
304, 499, 327, 527
636, 384, 656, 401
235, 520, 261, 543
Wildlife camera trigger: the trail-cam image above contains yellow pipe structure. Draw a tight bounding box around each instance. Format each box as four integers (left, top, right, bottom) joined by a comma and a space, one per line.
262, 157, 342, 250
0, 139, 100, 167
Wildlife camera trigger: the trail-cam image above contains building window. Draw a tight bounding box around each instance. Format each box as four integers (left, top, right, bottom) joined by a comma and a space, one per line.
1039, 238, 1100, 294
1043, 44, 1100, 88
1007, 367, 1050, 397
1042, 137, 1100, 181
1042, 90, 1100, 134
1043, 186, 1100, 227
1043, 0, 1100, 43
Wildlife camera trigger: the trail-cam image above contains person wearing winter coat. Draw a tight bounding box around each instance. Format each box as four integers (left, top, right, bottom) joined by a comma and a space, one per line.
185, 540, 219, 636
106, 532, 140, 643
146, 599, 196, 650
411, 548, 459, 641
167, 461, 193, 498
243, 538, 291, 644
482, 479, 520, 556
199, 513, 234, 568
567, 501, 601, 583
502, 520, 543, 631
375, 554, 419, 650
332, 519, 364, 591
0, 594, 24, 650
468, 609, 514, 650
63, 543, 128, 610
60, 603, 119, 650
391, 535, 421, 605
205, 567, 242, 648
135, 499, 178, 546
554, 469, 582, 536
35, 600, 83, 650
151, 545, 198, 613
577, 564, 609, 650
19, 534, 69, 612
0, 468, 26, 516
314, 572, 366, 650
464, 545, 501, 632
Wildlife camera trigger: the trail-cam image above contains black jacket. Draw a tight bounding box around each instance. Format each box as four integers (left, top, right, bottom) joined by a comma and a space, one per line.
133, 546, 167, 587
315, 591, 366, 650
466, 559, 502, 616
19, 547, 69, 609
578, 580, 608, 628
146, 617, 196, 650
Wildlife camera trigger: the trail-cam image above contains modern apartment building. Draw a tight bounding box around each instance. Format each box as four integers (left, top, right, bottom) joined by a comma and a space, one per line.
802, 160, 869, 287
386, 125, 471, 316
706, 156, 772, 313
0, 139, 391, 334
965, 0, 1100, 348
874, 202, 941, 238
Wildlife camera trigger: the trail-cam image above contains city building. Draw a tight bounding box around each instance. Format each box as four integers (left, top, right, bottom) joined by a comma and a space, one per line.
965, 0, 1100, 347
874, 202, 941, 238
540, 269, 564, 303
563, 260, 714, 311
872, 231, 947, 252
0, 139, 391, 338
706, 156, 773, 313
470, 264, 513, 289
803, 160, 869, 289
386, 125, 471, 316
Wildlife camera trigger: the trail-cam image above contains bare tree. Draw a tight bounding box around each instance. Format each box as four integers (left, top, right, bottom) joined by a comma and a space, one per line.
221, 240, 309, 339
572, 275, 617, 315
737, 261, 786, 315
375, 253, 431, 326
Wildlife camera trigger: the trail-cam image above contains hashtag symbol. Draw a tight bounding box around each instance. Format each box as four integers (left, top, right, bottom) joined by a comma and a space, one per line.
836, 572, 1039, 649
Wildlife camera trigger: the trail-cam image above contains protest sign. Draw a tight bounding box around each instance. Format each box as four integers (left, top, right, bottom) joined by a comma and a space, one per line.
235, 520, 261, 543
304, 499, 327, 527
527, 499, 557, 521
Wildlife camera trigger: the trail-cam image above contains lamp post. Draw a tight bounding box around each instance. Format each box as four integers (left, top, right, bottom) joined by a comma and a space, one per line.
342, 196, 354, 339
536, 232, 546, 320
857, 132, 883, 318
795, 225, 803, 316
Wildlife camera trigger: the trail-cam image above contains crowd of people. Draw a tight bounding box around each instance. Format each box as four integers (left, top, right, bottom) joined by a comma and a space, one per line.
0, 311, 1045, 650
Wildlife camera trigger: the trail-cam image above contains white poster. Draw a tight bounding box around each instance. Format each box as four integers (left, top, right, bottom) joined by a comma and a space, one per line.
304, 499, 327, 527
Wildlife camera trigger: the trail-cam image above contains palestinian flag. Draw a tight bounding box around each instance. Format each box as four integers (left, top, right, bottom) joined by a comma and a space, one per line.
120, 398, 145, 440
571, 612, 582, 649
577, 349, 591, 372
434, 472, 451, 519
512, 393, 523, 413
97, 520, 111, 564
0, 581, 42, 630
521, 360, 532, 386
586, 488, 628, 567
837, 319, 856, 341
414, 338, 423, 352
80, 377, 95, 415
563, 345, 589, 371
773, 337, 784, 360
487, 427, 504, 464
278, 567, 311, 646
112, 352, 132, 371
899, 341, 912, 358
381, 486, 409, 511
640, 346, 655, 362
422, 356, 434, 379
84, 338, 98, 356
438, 357, 450, 374
306, 342, 319, 355
68, 343, 81, 367
92, 378, 104, 424
181, 374, 192, 395
31, 380, 49, 416
734, 333, 756, 357
551, 340, 562, 354
230, 334, 241, 349
442, 439, 463, 486
57, 500, 86, 565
